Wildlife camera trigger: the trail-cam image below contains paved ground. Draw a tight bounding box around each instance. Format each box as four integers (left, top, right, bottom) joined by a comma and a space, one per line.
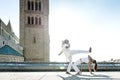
0, 71, 120, 80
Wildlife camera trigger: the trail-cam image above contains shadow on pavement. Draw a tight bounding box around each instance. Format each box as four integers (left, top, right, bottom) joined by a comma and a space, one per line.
80, 73, 110, 78
57, 74, 111, 80
57, 75, 80, 80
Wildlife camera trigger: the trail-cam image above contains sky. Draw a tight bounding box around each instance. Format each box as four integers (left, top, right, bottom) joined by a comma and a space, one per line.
0, 0, 120, 62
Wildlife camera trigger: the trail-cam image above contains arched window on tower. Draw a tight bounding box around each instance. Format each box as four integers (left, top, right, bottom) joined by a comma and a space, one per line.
39, 2, 41, 11
27, 1, 30, 10
35, 17, 38, 25
35, 1, 38, 10
39, 17, 41, 25
28, 16, 30, 24
31, 17, 34, 24
31, 1, 34, 10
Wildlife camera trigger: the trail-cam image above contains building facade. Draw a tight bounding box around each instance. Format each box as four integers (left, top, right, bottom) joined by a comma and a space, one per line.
20, 0, 49, 62
0, 19, 24, 62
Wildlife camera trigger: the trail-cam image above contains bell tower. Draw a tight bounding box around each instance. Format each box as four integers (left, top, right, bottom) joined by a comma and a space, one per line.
20, 0, 49, 62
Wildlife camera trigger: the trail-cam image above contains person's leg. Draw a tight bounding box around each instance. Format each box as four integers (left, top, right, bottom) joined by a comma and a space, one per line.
73, 59, 82, 75
70, 50, 90, 54
66, 61, 72, 74
70, 47, 92, 54
72, 64, 81, 75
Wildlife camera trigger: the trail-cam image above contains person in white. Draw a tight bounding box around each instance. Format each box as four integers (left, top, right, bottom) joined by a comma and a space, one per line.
74, 55, 97, 74
58, 39, 92, 75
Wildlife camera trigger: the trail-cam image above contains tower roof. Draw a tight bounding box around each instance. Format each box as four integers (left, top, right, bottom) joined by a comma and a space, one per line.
7, 20, 13, 32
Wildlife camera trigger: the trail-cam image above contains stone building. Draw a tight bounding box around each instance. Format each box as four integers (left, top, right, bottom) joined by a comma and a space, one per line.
0, 19, 24, 62
20, 0, 49, 62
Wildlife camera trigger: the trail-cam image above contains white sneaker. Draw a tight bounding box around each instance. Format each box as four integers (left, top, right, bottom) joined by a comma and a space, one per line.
76, 72, 82, 75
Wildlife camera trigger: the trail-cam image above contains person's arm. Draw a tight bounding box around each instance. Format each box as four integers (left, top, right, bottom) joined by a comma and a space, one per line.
58, 50, 63, 56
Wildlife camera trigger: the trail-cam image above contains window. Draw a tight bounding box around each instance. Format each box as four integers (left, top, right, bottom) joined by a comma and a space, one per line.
35, 17, 38, 25
3, 41, 5, 45
31, 1, 34, 10
35, 2, 38, 10
9, 36, 11, 40
28, 16, 30, 24
39, 17, 41, 25
2, 29, 4, 36
33, 37, 36, 43
27, 16, 41, 25
39, 2, 41, 11
28, 1, 30, 10
31, 17, 34, 24
27, 1, 41, 11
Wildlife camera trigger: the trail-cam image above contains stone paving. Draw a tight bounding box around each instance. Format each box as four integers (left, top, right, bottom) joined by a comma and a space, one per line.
0, 71, 119, 80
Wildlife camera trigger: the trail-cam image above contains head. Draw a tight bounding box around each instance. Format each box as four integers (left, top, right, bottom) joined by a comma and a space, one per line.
92, 59, 97, 71
62, 39, 70, 49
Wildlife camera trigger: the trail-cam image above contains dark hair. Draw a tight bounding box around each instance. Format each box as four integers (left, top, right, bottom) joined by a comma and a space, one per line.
93, 60, 97, 71
62, 39, 70, 48
63, 39, 69, 44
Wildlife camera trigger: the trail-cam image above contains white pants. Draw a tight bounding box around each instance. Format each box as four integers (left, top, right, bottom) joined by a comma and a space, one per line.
73, 57, 90, 73
67, 55, 80, 73
66, 50, 89, 73
67, 61, 81, 73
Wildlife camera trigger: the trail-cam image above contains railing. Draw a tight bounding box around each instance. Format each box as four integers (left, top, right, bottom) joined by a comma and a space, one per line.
0, 62, 119, 71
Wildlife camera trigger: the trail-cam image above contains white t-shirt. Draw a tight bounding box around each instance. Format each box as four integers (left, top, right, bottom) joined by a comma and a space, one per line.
62, 44, 72, 62
81, 57, 89, 63
74, 56, 89, 65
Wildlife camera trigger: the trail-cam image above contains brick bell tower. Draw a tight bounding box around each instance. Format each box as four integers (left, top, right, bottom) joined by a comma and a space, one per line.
20, 0, 49, 62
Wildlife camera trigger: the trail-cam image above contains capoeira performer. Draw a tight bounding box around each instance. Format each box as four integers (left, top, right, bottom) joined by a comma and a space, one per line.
74, 55, 97, 74
58, 39, 92, 75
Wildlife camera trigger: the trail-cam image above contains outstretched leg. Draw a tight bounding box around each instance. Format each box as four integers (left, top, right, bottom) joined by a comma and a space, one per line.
70, 47, 92, 54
